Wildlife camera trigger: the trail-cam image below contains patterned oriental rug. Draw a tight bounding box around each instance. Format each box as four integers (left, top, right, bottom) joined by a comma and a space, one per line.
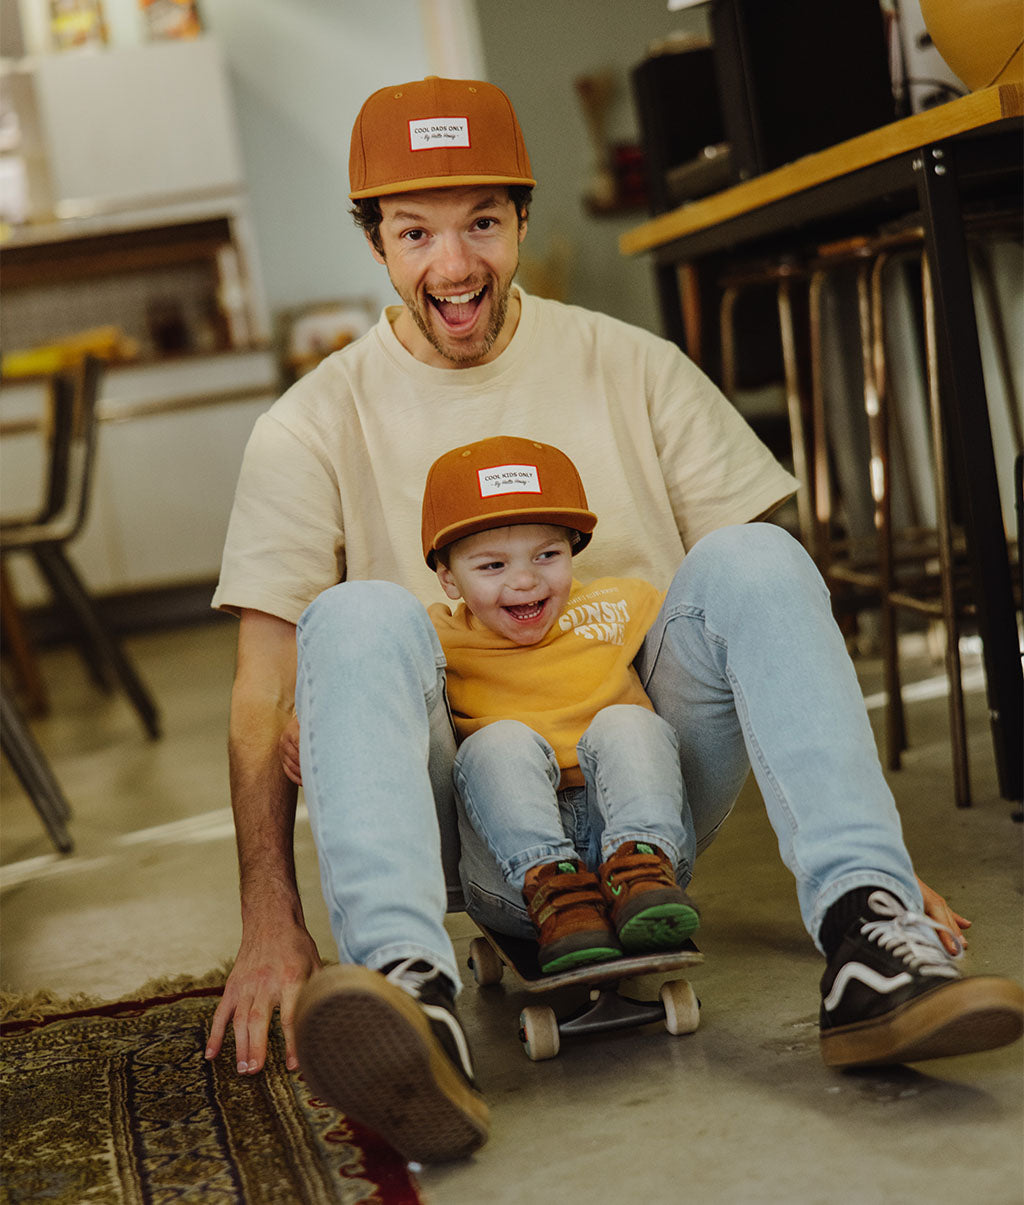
1, 986, 424, 1204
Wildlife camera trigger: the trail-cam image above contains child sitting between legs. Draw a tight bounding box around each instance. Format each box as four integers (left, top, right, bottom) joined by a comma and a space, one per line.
422, 436, 699, 973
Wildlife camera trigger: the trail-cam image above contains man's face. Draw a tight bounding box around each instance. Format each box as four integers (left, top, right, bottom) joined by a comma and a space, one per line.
370, 186, 527, 368
437, 524, 575, 646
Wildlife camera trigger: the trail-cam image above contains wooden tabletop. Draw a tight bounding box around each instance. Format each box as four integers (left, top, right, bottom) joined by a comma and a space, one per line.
621, 82, 1023, 257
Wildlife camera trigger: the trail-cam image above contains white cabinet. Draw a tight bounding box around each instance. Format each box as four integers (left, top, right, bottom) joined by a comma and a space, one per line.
1, 350, 277, 604
0, 32, 277, 610
33, 37, 244, 214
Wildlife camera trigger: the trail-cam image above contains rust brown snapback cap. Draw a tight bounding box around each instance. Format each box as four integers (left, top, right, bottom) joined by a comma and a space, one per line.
422, 436, 598, 568
350, 76, 535, 199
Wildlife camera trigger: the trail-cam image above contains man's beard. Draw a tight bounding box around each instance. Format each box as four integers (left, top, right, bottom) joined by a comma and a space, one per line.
393, 263, 517, 366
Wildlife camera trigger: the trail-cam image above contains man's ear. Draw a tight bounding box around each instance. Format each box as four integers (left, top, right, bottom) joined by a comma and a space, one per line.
436, 565, 463, 601
366, 229, 386, 265
517, 215, 528, 245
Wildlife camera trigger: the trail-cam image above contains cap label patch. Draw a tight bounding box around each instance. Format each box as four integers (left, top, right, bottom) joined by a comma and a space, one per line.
409, 116, 470, 151
478, 463, 541, 497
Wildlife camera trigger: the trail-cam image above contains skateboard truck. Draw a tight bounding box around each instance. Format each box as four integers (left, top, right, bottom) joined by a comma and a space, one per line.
469, 928, 702, 1061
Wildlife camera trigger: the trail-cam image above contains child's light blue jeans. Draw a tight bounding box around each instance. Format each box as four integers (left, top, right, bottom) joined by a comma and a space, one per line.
452, 706, 697, 914
295, 524, 921, 991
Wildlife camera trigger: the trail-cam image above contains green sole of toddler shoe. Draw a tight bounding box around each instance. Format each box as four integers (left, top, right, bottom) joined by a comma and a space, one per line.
540, 945, 622, 974
619, 903, 700, 953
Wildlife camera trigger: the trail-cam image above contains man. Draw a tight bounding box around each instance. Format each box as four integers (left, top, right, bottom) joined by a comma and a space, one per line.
206, 76, 1023, 1164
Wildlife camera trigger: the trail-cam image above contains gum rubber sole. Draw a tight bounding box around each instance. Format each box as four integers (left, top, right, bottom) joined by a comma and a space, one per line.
295, 965, 489, 1164
540, 945, 622, 974
619, 903, 700, 953
820, 976, 1024, 1068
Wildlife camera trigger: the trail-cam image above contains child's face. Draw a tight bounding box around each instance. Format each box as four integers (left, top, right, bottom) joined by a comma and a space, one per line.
437, 524, 574, 645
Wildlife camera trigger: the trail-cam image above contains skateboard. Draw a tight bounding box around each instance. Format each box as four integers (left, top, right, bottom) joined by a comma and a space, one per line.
467, 925, 703, 1061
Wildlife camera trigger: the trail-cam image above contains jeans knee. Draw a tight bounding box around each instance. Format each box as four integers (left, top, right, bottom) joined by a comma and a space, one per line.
297, 580, 438, 669
300, 579, 421, 630
584, 704, 677, 750
457, 720, 554, 772
676, 524, 824, 605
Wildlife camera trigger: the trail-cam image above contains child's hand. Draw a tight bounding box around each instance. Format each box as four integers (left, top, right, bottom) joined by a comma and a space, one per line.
917, 875, 971, 955
279, 715, 302, 786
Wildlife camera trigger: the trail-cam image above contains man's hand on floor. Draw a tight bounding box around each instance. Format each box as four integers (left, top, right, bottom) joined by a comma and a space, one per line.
206, 920, 322, 1073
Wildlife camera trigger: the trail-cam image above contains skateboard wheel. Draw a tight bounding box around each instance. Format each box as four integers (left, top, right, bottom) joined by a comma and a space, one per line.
519, 1005, 560, 1061
661, 978, 700, 1035
468, 937, 504, 986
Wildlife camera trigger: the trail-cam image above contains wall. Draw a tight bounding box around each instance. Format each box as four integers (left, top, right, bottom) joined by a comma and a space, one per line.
198, 0, 435, 315
475, 0, 709, 334
201, 0, 703, 333
9, 0, 699, 330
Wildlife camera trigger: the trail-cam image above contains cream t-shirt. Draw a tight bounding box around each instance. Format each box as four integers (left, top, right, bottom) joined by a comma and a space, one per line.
213, 287, 797, 622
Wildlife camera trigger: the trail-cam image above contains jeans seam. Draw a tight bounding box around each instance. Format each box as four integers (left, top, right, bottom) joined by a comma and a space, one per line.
640, 604, 726, 692
726, 664, 807, 881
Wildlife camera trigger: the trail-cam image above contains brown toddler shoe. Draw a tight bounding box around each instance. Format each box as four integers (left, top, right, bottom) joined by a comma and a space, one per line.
599, 841, 700, 953
523, 860, 622, 973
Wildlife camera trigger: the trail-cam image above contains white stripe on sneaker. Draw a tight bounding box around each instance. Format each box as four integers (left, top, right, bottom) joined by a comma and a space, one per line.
421, 1002, 475, 1078
823, 963, 914, 1013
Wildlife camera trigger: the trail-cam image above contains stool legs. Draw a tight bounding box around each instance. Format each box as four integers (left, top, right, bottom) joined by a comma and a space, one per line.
921, 254, 971, 806
776, 271, 816, 551
859, 252, 908, 769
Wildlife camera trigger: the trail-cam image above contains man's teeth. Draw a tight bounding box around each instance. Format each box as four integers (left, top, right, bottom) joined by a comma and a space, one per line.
430, 288, 483, 304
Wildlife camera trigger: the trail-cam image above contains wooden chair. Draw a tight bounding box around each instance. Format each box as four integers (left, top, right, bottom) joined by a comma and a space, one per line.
0, 683, 73, 853
0, 355, 162, 739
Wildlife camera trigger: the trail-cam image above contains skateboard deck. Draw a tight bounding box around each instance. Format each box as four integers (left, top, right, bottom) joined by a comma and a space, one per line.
468, 924, 704, 1060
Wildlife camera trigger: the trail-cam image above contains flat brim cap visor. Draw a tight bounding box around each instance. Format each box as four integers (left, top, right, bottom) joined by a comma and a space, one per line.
422, 436, 597, 568
350, 76, 536, 199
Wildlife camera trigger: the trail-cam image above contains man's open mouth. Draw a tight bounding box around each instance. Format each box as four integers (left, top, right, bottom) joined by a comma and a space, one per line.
428, 286, 486, 327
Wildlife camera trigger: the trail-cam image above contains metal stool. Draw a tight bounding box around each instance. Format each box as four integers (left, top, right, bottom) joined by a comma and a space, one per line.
809, 222, 1022, 807
719, 258, 816, 550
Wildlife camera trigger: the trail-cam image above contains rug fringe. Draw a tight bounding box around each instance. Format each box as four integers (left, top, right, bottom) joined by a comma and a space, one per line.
0, 962, 233, 1022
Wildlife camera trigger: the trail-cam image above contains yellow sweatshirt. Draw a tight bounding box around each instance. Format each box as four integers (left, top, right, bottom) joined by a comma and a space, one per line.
430, 577, 665, 788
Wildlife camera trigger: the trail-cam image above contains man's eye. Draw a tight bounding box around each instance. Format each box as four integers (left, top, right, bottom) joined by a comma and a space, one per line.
402, 229, 426, 242
474, 218, 496, 231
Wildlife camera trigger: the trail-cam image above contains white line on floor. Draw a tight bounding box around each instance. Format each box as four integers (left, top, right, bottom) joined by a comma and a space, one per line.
1, 806, 309, 888
862, 663, 986, 711
2, 662, 987, 889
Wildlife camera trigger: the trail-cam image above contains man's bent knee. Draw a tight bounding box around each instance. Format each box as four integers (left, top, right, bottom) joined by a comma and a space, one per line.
675, 523, 825, 601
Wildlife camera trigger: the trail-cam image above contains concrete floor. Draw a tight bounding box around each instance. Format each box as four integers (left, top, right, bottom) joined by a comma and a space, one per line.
2, 619, 1022, 1204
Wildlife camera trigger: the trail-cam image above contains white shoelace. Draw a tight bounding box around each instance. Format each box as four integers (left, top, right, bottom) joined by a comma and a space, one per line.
862, 890, 961, 977
384, 956, 444, 997
383, 957, 475, 1078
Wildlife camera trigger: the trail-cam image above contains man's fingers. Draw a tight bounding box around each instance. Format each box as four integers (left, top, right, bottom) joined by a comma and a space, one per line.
244, 1004, 271, 1074
205, 992, 233, 1060
279, 982, 305, 1072
232, 995, 270, 1074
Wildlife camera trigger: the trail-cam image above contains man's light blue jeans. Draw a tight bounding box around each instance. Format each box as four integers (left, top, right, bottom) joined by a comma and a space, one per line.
453, 706, 697, 908
295, 524, 921, 991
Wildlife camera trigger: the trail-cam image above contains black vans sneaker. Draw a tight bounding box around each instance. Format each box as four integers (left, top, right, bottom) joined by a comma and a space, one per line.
295, 959, 489, 1163
819, 890, 1024, 1068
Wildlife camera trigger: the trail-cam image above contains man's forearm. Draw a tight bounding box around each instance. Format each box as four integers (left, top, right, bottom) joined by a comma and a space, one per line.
228, 699, 306, 927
